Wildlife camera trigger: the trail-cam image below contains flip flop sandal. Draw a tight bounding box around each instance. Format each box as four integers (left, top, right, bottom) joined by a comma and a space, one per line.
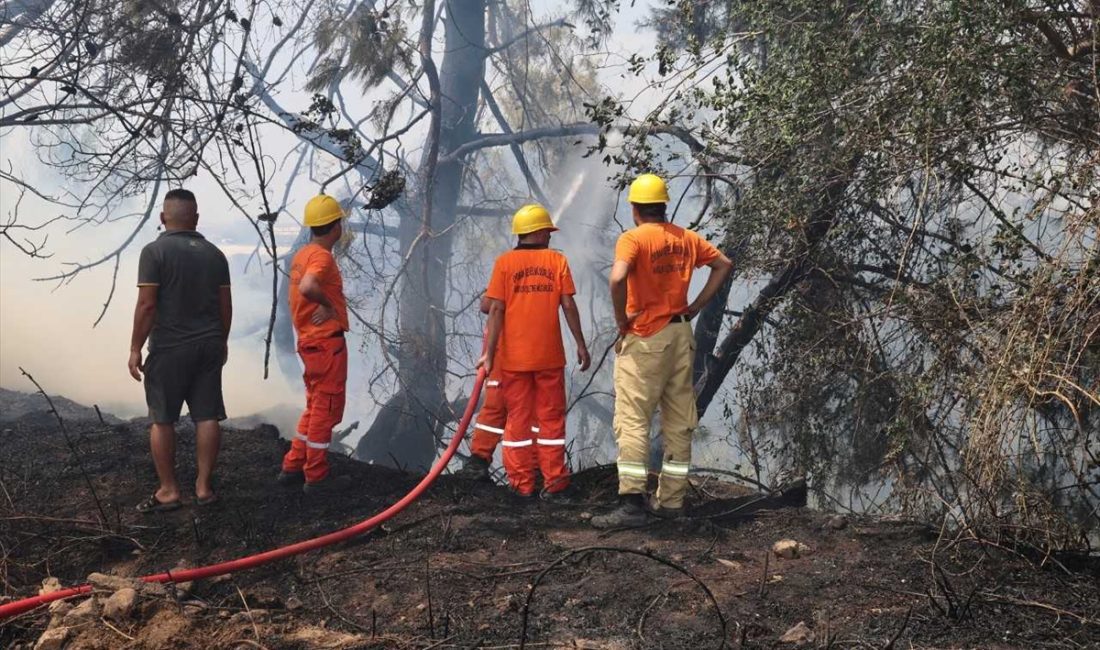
136, 493, 182, 514
196, 494, 220, 507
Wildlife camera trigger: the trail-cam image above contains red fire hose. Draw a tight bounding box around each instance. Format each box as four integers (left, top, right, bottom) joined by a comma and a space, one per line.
0, 368, 487, 620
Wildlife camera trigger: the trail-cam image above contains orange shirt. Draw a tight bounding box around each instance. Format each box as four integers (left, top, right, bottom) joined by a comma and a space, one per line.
615, 222, 721, 337
289, 243, 349, 342
486, 246, 576, 371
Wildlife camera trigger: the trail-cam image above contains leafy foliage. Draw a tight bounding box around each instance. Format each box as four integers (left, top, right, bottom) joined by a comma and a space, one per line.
308, 3, 413, 93
609, 0, 1099, 544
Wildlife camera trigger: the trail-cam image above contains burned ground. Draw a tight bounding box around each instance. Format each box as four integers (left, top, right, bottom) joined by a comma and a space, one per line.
0, 403, 1098, 649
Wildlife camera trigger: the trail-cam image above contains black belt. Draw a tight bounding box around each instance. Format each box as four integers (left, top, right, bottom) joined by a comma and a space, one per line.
670, 314, 692, 323
330, 330, 345, 338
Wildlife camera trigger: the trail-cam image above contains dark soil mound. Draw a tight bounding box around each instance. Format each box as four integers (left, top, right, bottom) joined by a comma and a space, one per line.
0, 388, 121, 426
1, 414, 1097, 649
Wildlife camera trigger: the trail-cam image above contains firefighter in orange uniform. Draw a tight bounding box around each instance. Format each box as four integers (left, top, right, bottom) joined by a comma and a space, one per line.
277, 195, 350, 492
477, 204, 591, 498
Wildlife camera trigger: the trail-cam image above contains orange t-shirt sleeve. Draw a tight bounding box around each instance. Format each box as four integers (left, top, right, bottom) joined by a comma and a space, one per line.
486, 258, 506, 301
303, 250, 332, 278
614, 232, 639, 265
692, 231, 721, 268
559, 258, 576, 296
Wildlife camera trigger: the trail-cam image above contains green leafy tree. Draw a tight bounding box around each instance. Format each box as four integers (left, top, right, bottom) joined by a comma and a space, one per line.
598, 0, 1098, 543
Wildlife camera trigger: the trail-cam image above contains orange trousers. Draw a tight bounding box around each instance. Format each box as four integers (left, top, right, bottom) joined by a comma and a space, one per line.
469, 369, 506, 462
282, 336, 347, 483
500, 369, 569, 496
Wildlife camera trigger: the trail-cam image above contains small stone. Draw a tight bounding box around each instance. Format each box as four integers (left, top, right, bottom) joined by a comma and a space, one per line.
779, 621, 814, 646
45, 601, 72, 630
772, 539, 812, 559
139, 582, 168, 598
38, 577, 61, 596
717, 558, 743, 570
47, 600, 71, 616
33, 627, 68, 650
87, 572, 138, 592
578, 511, 593, 521
218, 610, 230, 619
102, 588, 137, 620
825, 515, 848, 530
63, 597, 99, 623
286, 596, 303, 611
496, 594, 516, 613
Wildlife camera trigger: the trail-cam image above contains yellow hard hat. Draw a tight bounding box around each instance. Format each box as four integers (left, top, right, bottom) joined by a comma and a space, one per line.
627, 174, 669, 204
512, 203, 557, 235
304, 194, 346, 227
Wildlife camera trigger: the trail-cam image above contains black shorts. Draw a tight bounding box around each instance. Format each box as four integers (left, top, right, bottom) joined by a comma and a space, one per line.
144, 338, 227, 424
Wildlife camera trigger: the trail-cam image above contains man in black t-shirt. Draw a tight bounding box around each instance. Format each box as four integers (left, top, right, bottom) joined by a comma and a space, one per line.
128, 189, 232, 513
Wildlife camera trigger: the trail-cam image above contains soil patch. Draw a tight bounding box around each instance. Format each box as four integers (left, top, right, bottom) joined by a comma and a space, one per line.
1, 404, 1097, 648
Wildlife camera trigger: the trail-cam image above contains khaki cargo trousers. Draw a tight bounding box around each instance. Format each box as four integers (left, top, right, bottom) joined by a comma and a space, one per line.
612, 320, 697, 509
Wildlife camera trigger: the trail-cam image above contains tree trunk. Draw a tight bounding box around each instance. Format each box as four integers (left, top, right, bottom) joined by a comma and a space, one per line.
694, 172, 852, 415
692, 242, 738, 386
358, 0, 486, 469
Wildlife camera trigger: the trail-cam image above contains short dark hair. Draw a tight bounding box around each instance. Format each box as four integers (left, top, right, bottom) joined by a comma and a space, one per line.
311, 221, 339, 237
165, 188, 197, 203
632, 202, 667, 220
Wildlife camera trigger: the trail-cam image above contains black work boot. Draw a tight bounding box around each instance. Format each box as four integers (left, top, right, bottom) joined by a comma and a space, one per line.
302, 474, 334, 495
454, 455, 491, 481
590, 494, 648, 529
540, 484, 579, 505
646, 495, 686, 519
276, 470, 304, 487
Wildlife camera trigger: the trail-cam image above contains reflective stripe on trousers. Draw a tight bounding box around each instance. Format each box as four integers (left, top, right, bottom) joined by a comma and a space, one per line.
282, 336, 347, 483
501, 368, 570, 496
612, 322, 697, 508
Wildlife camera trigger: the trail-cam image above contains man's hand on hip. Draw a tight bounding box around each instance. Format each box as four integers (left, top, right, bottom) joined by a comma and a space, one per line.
311, 304, 334, 325
616, 310, 643, 337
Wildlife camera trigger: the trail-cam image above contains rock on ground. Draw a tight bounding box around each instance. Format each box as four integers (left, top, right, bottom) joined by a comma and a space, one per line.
88, 572, 139, 592
103, 587, 138, 620
33, 627, 69, 650
38, 577, 61, 596
45, 601, 72, 630
779, 621, 815, 646
62, 596, 99, 624
773, 539, 813, 559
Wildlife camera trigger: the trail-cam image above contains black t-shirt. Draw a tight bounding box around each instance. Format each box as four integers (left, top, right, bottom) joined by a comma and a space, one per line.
137, 230, 231, 351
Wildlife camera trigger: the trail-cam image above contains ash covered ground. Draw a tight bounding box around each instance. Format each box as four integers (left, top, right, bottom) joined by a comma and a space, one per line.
1, 393, 1097, 649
